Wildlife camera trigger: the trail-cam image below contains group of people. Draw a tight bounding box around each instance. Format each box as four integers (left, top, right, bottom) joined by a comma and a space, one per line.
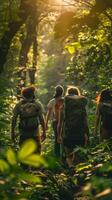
11, 85, 112, 167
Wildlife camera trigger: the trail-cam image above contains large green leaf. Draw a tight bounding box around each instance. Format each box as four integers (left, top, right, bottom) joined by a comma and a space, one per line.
0, 159, 9, 172
18, 139, 37, 160
6, 148, 17, 165
21, 154, 48, 167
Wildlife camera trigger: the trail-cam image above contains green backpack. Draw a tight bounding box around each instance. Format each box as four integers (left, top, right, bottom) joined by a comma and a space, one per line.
63, 95, 87, 140
19, 100, 40, 131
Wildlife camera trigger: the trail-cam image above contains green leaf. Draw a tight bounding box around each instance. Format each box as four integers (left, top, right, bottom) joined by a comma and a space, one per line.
71, 42, 81, 48
65, 42, 81, 54
18, 139, 37, 160
21, 154, 48, 167
6, 148, 17, 165
19, 172, 41, 183
68, 46, 75, 54
0, 159, 9, 172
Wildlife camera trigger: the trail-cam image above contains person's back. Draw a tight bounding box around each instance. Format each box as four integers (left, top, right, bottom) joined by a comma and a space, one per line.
64, 95, 87, 142
58, 86, 89, 167
95, 89, 112, 140
19, 98, 42, 132
11, 86, 46, 153
46, 85, 64, 157
48, 97, 64, 122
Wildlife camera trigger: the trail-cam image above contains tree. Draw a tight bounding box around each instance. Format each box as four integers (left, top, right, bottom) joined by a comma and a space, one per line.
54, 0, 112, 39
0, 0, 40, 73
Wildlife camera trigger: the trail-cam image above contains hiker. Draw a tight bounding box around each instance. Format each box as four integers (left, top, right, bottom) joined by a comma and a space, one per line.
94, 89, 112, 140
57, 86, 89, 167
11, 86, 46, 153
46, 85, 64, 157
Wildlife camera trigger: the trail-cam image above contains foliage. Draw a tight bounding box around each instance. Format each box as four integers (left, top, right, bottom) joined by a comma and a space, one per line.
0, 139, 47, 199
0, 0, 112, 199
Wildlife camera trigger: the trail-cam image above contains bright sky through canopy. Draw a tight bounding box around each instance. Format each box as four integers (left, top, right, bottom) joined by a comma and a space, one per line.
54, 0, 74, 6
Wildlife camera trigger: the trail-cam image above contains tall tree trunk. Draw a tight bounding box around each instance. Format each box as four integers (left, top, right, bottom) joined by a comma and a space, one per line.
0, 0, 37, 73
28, 20, 38, 85
17, 15, 39, 98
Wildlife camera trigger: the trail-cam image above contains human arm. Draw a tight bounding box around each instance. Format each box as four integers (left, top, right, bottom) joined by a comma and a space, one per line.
38, 111, 46, 142
11, 104, 19, 143
46, 101, 53, 130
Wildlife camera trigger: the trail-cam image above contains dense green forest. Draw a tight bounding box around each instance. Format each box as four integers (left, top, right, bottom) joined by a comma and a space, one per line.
0, 0, 112, 199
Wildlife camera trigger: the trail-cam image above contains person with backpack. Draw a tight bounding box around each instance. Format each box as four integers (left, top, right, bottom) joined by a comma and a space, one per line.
94, 89, 112, 140
46, 85, 64, 157
11, 86, 46, 153
57, 86, 89, 167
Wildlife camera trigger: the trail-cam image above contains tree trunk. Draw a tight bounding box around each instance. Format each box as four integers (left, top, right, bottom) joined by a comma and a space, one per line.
17, 15, 39, 97
29, 19, 39, 85
0, 0, 37, 73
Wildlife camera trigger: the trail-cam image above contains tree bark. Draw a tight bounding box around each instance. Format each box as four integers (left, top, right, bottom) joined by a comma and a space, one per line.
17, 15, 39, 97
0, 0, 37, 73
29, 19, 38, 85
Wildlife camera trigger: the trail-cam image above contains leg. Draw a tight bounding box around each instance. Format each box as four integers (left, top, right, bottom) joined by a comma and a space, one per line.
65, 147, 74, 168
52, 121, 60, 157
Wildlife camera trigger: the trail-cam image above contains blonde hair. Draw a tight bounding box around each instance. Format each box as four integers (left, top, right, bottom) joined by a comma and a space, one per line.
66, 86, 81, 96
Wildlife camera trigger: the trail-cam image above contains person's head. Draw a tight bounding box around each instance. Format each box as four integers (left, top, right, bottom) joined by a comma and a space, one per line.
53, 85, 64, 98
97, 89, 112, 103
66, 86, 81, 96
21, 86, 35, 99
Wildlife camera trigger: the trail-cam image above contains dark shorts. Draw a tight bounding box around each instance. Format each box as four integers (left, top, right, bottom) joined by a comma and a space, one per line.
63, 137, 85, 157
63, 137, 85, 149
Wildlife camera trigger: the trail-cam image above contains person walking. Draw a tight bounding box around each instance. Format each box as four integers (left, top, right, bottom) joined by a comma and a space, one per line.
94, 89, 112, 141
58, 86, 89, 167
46, 85, 64, 157
11, 86, 46, 154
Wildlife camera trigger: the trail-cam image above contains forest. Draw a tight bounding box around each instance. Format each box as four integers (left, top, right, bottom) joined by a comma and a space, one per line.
0, 0, 112, 199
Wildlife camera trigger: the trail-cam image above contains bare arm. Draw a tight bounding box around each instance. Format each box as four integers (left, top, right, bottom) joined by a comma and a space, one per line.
39, 112, 46, 142
46, 107, 52, 129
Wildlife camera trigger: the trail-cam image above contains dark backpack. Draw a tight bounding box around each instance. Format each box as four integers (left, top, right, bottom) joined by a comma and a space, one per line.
19, 100, 40, 131
63, 95, 87, 140
100, 102, 112, 129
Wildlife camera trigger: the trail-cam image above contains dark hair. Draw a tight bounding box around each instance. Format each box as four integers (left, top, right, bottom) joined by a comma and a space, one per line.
21, 86, 35, 99
53, 85, 64, 98
97, 89, 112, 103
66, 86, 80, 96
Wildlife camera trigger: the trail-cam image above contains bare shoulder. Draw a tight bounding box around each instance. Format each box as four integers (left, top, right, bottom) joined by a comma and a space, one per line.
47, 98, 55, 108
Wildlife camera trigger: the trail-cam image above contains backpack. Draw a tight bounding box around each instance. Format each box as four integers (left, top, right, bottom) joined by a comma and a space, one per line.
63, 95, 87, 140
100, 102, 112, 129
19, 100, 40, 131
